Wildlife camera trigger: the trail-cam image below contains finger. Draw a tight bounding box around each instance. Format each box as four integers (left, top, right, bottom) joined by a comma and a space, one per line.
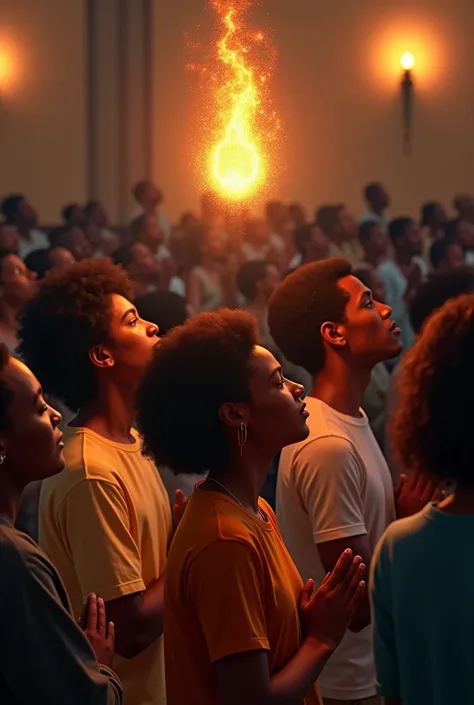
340, 555, 363, 591
420, 479, 436, 504
107, 621, 115, 647
394, 474, 408, 496
414, 472, 430, 495
78, 596, 89, 629
349, 580, 366, 609
87, 593, 98, 631
347, 562, 366, 601
299, 579, 314, 608
97, 597, 107, 637
174, 489, 186, 508
325, 549, 353, 590
321, 571, 331, 585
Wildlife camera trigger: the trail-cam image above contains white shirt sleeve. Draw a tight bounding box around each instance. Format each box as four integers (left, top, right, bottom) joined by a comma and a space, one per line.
292, 435, 367, 544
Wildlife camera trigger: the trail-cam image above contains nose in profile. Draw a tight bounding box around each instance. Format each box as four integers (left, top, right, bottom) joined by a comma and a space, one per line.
377, 301, 392, 319
147, 321, 159, 337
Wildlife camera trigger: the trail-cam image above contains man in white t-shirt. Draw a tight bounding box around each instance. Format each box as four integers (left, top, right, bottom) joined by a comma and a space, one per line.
268, 258, 437, 705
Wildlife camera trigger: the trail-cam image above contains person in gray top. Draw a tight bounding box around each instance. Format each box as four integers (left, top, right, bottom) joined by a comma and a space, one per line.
0, 342, 122, 705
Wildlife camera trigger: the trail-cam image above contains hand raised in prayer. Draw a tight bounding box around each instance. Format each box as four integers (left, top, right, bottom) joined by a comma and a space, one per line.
394, 472, 445, 519
80, 593, 115, 668
299, 548, 365, 653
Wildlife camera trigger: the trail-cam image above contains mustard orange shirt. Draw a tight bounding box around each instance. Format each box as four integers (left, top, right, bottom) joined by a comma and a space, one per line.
164, 488, 322, 705
39, 426, 172, 705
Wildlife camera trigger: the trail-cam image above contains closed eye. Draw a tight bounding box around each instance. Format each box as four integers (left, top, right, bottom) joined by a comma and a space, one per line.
128, 317, 138, 327
277, 377, 286, 388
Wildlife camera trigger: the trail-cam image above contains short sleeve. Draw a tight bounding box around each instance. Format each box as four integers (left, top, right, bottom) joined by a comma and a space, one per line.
293, 436, 366, 544
58, 479, 145, 602
186, 539, 270, 662
370, 531, 400, 698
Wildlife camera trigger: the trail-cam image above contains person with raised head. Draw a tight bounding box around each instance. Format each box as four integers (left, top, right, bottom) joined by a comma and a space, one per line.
419, 201, 447, 265
378, 217, 427, 351
84, 201, 120, 256
25, 246, 75, 281
385, 266, 474, 480
371, 293, 474, 705
0, 250, 37, 354
290, 223, 330, 272
358, 221, 390, 270
137, 308, 367, 705
359, 183, 390, 230
187, 222, 238, 313
130, 213, 174, 288
0, 344, 122, 705
130, 180, 171, 242
1, 194, 49, 259
49, 225, 94, 262
113, 242, 161, 297
17, 259, 173, 705
62, 203, 85, 228
316, 205, 361, 266
429, 236, 465, 273
268, 258, 439, 705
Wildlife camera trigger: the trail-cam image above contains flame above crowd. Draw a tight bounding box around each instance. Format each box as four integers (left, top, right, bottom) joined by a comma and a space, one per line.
206, 0, 278, 202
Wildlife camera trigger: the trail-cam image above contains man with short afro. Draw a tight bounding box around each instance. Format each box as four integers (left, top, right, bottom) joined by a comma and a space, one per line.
17, 259, 172, 705
268, 258, 437, 704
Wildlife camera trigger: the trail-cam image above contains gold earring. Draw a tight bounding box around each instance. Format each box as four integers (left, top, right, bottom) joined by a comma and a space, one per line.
0, 453, 6, 465
237, 422, 248, 457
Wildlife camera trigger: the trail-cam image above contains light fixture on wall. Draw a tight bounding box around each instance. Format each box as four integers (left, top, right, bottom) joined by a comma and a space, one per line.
400, 52, 415, 156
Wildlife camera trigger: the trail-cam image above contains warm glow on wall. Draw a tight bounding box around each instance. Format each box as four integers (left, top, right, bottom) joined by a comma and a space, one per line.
370, 16, 445, 92
0, 38, 20, 96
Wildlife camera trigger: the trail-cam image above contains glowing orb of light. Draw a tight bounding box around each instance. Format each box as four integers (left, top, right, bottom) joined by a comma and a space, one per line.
208, 1, 271, 201
400, 51, 415, 71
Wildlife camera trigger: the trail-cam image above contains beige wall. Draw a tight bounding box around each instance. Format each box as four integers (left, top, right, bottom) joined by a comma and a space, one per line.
0, 0, 87, 223
153, 0, 474, 221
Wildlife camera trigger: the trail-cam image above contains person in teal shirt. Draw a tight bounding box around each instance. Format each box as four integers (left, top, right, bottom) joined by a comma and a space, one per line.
370, 292, 474, 705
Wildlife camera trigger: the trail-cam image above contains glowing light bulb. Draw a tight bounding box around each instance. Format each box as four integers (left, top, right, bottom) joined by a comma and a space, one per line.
400, 52, 415, 71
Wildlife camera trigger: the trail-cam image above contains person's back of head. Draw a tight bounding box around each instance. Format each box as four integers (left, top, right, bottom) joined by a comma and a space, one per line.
62, 203, 83, 226
388, 217, 421, 256
268, 258, 352, 375
394, 292, 474, 486
429, 237, 464, 271
421, 202, 437, 228
315, 205, 339, 240
409, 266, 474, 335
1, 194, 24, 225
364, 182, 389, 211
237, 260, 272, 302
112, 243, 135, 271
17, 259, 135, 412
49, 225, 92, 261
135, 290, 188, 335
24, 248, 51, 280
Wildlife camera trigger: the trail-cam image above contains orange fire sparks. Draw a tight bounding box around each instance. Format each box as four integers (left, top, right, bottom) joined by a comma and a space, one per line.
207, 0, 277, 201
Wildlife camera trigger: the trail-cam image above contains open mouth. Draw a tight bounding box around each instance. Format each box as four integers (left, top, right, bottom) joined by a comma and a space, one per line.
300, 402, 309, 418
389, 320, 401, 335
56, 433, 64, 449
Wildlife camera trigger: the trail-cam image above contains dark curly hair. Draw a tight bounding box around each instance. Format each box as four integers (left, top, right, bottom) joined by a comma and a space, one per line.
268, 258, 352, 376
137, 309, 258, 474
409, 267, 474, 334
0, 343, 12, 432
393, 294, 474, 484
17, 260, 132, 412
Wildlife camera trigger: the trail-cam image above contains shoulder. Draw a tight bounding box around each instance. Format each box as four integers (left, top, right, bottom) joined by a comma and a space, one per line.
0, 525, 59, 588
285, 433, 359, 471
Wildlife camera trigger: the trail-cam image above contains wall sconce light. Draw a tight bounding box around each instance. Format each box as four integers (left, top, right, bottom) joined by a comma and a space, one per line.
400, 52, 415, 155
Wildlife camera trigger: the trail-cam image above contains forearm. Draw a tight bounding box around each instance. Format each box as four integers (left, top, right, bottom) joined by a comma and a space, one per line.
267, 637, 334, 704
108, 575, 164, 658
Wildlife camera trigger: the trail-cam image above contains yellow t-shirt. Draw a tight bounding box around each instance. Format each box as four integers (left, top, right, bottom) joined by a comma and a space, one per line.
39, 426, 172, 705
164, 488, 322, 705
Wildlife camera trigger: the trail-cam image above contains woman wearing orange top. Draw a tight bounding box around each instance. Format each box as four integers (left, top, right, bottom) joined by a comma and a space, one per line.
137, 309, 365, 705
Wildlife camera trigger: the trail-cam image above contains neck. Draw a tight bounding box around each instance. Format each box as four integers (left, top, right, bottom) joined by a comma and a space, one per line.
0, 303, 20, 336
310, 358, 371, 417
0, 469, 25, 526
370, 205, 384, 217
438, 486, 474, 515
207, 445, 274, 513
73, 381, 137, 444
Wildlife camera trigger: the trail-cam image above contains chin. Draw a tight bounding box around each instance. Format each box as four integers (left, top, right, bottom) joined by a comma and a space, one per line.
281, 419, 310, 449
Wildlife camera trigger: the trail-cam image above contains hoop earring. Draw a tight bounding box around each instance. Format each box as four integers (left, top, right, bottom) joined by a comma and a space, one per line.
0, 453, 6, 465
237, 422, 248, 457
